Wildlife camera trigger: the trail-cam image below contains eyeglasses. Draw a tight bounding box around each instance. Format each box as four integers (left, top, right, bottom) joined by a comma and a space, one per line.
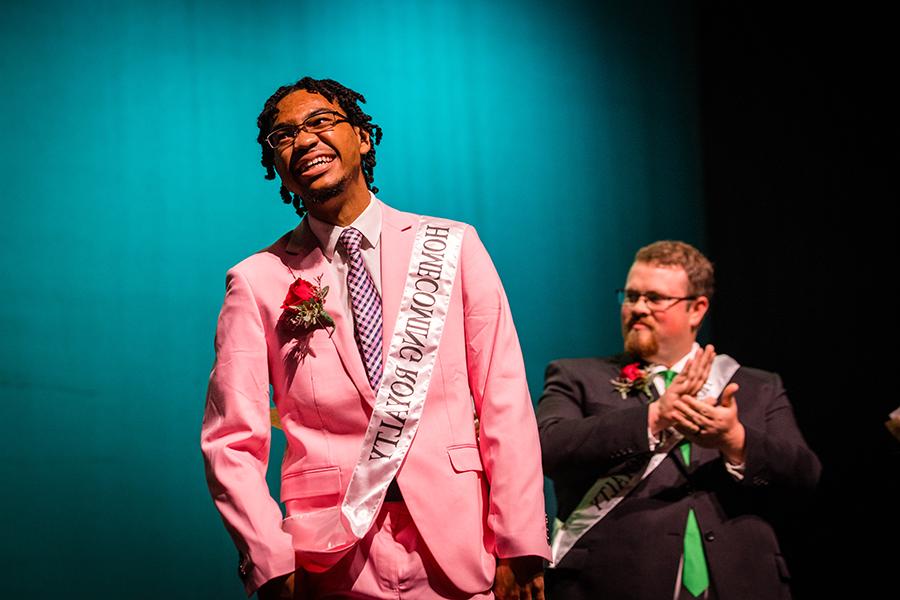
616, 289, 697, 312
265, 110, 349, 149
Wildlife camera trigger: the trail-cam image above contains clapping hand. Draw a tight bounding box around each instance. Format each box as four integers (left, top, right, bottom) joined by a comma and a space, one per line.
673, 383, 746, 464
649, 345, 715, 434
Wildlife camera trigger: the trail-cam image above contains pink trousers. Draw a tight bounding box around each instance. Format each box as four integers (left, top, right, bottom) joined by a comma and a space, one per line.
297, 502, 494, 599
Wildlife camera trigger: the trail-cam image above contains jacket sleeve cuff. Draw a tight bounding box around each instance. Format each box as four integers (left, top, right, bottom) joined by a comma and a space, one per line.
493, 530, 552, 561
242, 549, 296, 597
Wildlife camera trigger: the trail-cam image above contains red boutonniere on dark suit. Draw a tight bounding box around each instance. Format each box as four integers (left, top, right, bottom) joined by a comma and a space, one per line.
610, 362, 653, 399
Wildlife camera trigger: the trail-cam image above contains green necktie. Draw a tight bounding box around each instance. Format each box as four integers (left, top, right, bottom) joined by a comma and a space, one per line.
662, 369, 709, 597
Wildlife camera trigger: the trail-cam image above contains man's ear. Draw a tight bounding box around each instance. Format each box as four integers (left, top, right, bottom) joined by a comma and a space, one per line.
356, 127, 371, 155
689, 295, 709, 330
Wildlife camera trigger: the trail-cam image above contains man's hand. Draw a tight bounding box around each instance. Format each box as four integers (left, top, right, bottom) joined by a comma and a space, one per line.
494, 556, 545, 600
649, 344, 716, 434
673, 383, 745, 464
257, 572, 296, 600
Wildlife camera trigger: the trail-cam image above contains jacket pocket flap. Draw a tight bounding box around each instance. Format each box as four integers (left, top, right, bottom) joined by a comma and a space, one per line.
281, 466, 342, 501
447, 445, 483, 473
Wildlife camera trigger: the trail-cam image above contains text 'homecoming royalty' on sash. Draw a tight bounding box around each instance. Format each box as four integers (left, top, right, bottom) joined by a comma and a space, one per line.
286, 218, 465, 569
548, 355, 741, 567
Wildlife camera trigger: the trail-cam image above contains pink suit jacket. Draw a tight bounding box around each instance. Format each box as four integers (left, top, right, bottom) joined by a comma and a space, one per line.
201, 201, 550, 596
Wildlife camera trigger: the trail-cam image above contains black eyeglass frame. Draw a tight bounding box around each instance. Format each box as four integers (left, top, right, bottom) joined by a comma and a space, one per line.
616, 289, 698, 312
265, 110, 350, 149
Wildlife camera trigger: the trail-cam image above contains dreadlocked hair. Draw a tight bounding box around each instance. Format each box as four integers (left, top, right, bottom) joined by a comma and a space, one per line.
256, 77, 384, 218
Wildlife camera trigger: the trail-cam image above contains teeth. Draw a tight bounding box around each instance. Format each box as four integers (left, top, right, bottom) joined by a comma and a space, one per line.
302, 156, 334, 171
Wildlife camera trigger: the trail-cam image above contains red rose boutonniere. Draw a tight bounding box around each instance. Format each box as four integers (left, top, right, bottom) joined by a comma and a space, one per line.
281, 275, 335, 332
610, 362, 653, 399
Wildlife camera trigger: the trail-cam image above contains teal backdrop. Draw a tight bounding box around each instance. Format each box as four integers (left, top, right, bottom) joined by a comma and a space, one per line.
1, 1, 704, 597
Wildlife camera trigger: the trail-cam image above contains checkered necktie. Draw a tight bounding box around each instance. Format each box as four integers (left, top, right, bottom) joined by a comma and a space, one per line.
661, 369, 709, 597
338, 227, 383, 389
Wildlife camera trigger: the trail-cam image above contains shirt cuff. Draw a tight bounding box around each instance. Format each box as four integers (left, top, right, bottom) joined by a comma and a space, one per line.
647, 427, 664, 451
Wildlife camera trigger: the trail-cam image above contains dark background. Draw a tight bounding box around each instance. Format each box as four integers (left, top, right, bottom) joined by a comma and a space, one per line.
700, 4, 897, 596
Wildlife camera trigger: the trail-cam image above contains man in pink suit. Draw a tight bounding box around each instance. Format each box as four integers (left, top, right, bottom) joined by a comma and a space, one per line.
201, 77, 550, 599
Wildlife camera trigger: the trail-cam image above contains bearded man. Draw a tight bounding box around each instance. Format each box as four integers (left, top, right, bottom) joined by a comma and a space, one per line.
537, 240, 820, 599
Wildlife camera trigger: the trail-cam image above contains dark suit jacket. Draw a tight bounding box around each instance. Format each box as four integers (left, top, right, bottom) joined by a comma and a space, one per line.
537, 355, 821, 600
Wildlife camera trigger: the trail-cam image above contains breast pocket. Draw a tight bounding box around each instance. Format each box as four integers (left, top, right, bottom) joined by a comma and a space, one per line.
447, 444, 484, 474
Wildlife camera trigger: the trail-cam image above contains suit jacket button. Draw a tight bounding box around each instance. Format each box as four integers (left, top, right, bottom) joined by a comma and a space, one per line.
704, 532, 715, 542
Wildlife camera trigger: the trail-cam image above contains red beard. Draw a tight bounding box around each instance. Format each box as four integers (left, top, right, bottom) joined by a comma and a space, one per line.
623, 326, 658, 359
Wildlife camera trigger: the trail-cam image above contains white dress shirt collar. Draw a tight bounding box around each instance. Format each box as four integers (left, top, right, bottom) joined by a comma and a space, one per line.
667, 342, 701, 374
648, 342, 701, 379
306, 192, 382, 260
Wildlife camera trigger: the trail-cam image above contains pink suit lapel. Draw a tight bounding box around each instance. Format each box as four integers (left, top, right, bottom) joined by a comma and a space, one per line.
378, 203, 417, 361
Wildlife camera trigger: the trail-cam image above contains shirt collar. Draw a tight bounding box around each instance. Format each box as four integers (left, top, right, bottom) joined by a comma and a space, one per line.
306, 192, 382, 260
649, 342, 701, 376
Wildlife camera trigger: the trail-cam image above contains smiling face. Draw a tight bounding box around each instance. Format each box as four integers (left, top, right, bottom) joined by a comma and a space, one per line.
270, 90, 371, 221
620, 261, 709, 366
